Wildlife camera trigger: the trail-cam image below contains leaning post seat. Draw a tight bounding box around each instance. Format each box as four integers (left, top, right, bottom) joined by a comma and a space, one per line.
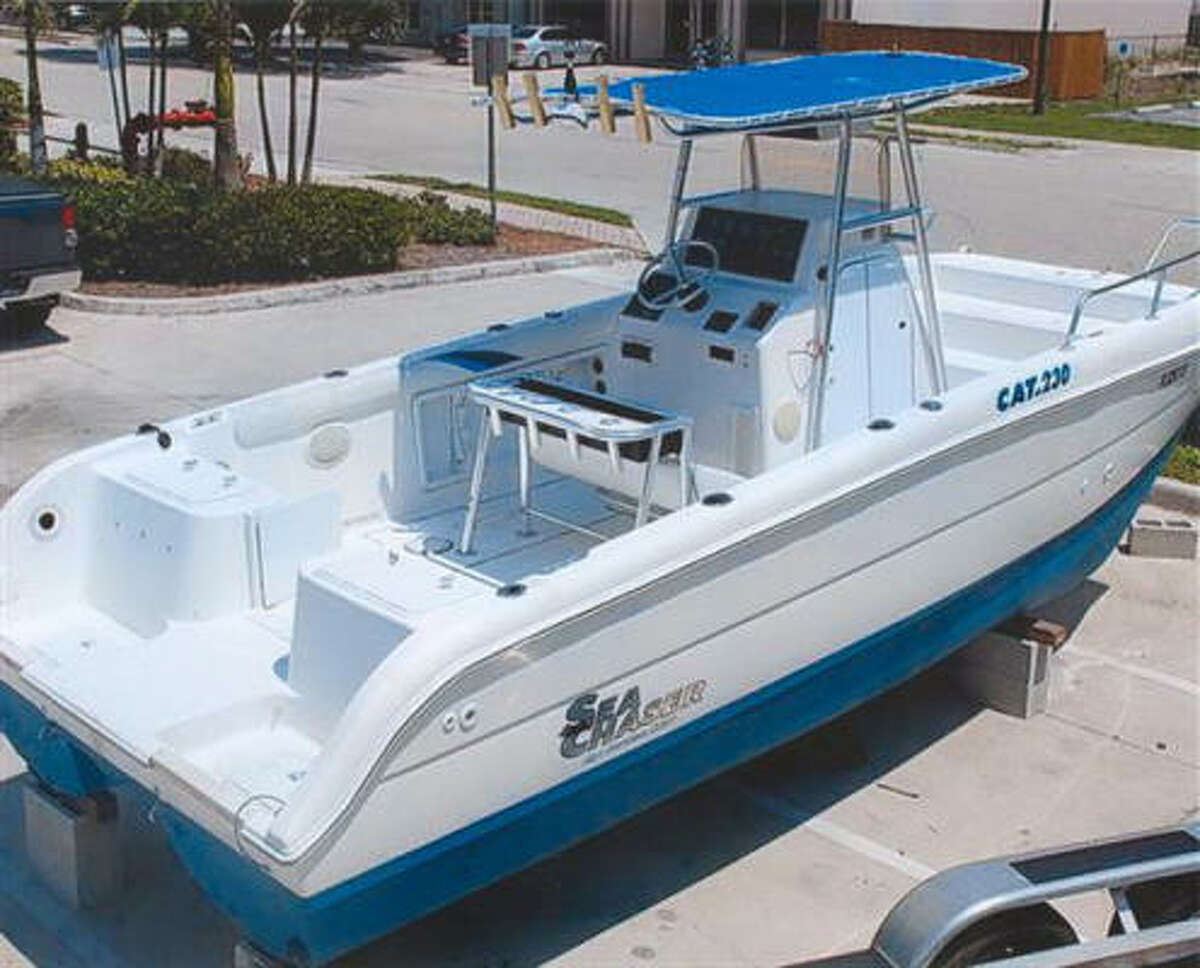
460, 376, 694, 552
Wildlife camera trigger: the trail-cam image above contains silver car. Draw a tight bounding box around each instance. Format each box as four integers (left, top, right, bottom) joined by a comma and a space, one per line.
510, 25, 608, 69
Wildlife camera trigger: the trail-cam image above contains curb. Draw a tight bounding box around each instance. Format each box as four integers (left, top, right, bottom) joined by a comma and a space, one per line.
902, 122, 1070, 150
1148, 477, 1200, 516
60, 248, 641, 317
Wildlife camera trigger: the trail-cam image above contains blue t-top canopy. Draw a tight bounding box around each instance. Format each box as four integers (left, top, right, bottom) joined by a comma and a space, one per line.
604, 51, 1026, 131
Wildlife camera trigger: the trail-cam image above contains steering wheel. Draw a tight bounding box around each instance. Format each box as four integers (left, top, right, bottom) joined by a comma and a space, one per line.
635, 239, 720, 311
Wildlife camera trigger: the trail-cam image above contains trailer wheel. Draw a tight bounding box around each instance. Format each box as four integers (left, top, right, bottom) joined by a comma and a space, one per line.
931, 904, 1078, 968
1109, 873, 1199, 935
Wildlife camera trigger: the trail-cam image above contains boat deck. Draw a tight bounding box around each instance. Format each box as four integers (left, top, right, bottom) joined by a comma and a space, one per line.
2, 476, 636, 806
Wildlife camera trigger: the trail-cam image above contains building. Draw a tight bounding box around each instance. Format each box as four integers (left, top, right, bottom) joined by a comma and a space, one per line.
608, 1, 854, 62
411, 0, 853, 61
411, 0, 1194, 62
850, 0, 1195, 57
850, 0, 1192, 40
411, 1, 607, 45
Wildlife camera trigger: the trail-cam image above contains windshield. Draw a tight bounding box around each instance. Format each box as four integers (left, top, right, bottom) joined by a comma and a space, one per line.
687, 207, 808, 283
512, 27, 538, 38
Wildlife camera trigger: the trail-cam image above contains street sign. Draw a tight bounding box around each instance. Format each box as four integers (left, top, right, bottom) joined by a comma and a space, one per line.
467, 24, 511, 232
1116, 38, 1134, 60
469, 23, 511, 89
98, 30, 124, 141
96, 31, 118, 72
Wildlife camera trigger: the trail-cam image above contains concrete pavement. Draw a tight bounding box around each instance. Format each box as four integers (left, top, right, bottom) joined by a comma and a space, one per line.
2, 36, 1198, 274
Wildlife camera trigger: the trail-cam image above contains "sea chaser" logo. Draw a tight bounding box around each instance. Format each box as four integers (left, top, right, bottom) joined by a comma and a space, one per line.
559, 680, 707, 760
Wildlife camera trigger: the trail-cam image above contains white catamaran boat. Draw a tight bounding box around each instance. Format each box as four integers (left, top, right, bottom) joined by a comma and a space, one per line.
1, 54, 1196, 965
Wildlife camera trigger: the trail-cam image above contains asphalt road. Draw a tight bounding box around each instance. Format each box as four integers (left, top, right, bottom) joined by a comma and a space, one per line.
2, 34, 1198, 271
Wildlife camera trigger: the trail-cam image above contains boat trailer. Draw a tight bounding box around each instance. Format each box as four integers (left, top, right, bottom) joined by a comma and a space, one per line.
790, 823, 1199, 968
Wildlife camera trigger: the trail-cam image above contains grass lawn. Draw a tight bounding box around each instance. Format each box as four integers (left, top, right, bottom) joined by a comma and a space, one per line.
372, 174, 635, 228
1164, 444, 1200, 485
917, 98, 1200, 151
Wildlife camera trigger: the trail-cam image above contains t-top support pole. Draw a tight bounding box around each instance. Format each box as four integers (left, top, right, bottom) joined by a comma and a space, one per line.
805, 114, 853, 453
895, 108, 948, 394
743, 134, 762, 191
664, 138, 694, 250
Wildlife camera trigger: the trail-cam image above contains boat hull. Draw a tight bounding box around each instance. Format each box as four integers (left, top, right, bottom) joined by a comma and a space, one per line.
0, 435, 1177, 965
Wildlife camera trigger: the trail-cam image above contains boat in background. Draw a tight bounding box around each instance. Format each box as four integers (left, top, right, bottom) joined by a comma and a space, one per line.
1, 53, 1196, 966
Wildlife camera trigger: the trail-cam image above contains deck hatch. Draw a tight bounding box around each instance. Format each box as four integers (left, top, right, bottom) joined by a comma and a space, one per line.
703, 310, 739, 333
431, 349, 522, 372
621, 340, 654, 363
744, 301, 779, 332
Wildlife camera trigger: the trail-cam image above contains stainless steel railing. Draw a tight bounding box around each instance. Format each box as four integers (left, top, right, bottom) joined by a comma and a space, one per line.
1063, 247, 1200, 346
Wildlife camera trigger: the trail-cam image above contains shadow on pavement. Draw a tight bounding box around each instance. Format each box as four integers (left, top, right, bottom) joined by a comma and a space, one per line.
1029, 578, 1109, 632
22, 40, 412, 80
0, 768, 239, 968
0, 324, 68, 354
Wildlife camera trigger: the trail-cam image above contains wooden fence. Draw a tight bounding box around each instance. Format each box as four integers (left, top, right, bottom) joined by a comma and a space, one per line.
819, 21, 1107, 100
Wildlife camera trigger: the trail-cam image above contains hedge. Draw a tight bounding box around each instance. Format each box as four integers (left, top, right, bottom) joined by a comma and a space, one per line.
37, 161, 495, 284
0, 78, 21, 166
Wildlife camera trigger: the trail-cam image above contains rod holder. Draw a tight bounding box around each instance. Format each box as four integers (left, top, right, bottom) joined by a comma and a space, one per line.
522, 73, 548, 128
492, 76, 515, 130
633, 83, 652, 143
597, 75, 616, 135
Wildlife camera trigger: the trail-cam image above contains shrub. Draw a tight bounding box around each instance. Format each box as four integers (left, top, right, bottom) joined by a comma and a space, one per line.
31, 168, 495, 284
42, 180, 425, 283
190, 185, 416, 282
65, 179, 207, 281
409, 190, 495, 246
0, 78, 22, 168
1165, 444, 1200, 485
159, 146, 213, 185
46, 157, 134, 185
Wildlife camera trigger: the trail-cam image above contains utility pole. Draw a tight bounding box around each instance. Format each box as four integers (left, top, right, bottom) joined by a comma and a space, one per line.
1032, 0, 1052, 115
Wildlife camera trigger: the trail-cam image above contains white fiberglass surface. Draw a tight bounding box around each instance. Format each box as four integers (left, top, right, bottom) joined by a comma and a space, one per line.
357, 476, 634, 593
13, 606, 293, 762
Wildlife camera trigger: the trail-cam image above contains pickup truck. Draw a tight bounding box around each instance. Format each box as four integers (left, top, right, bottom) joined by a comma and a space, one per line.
1, 177, 80, 330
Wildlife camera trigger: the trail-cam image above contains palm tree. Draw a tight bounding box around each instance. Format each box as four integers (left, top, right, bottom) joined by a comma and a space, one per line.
287, 6, 298, 184
212, 0, 241, 190
298, 0, 334, 184
336, 1, 408, 66
236, 1, 290, 182
8, 1, 49, 175
297, 1, 408, 183
122, 1, 193, 174
85, 3, 131, 123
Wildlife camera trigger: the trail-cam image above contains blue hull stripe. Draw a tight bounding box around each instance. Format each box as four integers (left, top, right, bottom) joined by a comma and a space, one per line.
0, 440, 1176, 965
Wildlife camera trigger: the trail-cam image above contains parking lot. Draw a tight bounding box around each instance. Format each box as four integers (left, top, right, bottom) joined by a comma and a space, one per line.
0, 257, 1196, 967
3, 34, 1199, 273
